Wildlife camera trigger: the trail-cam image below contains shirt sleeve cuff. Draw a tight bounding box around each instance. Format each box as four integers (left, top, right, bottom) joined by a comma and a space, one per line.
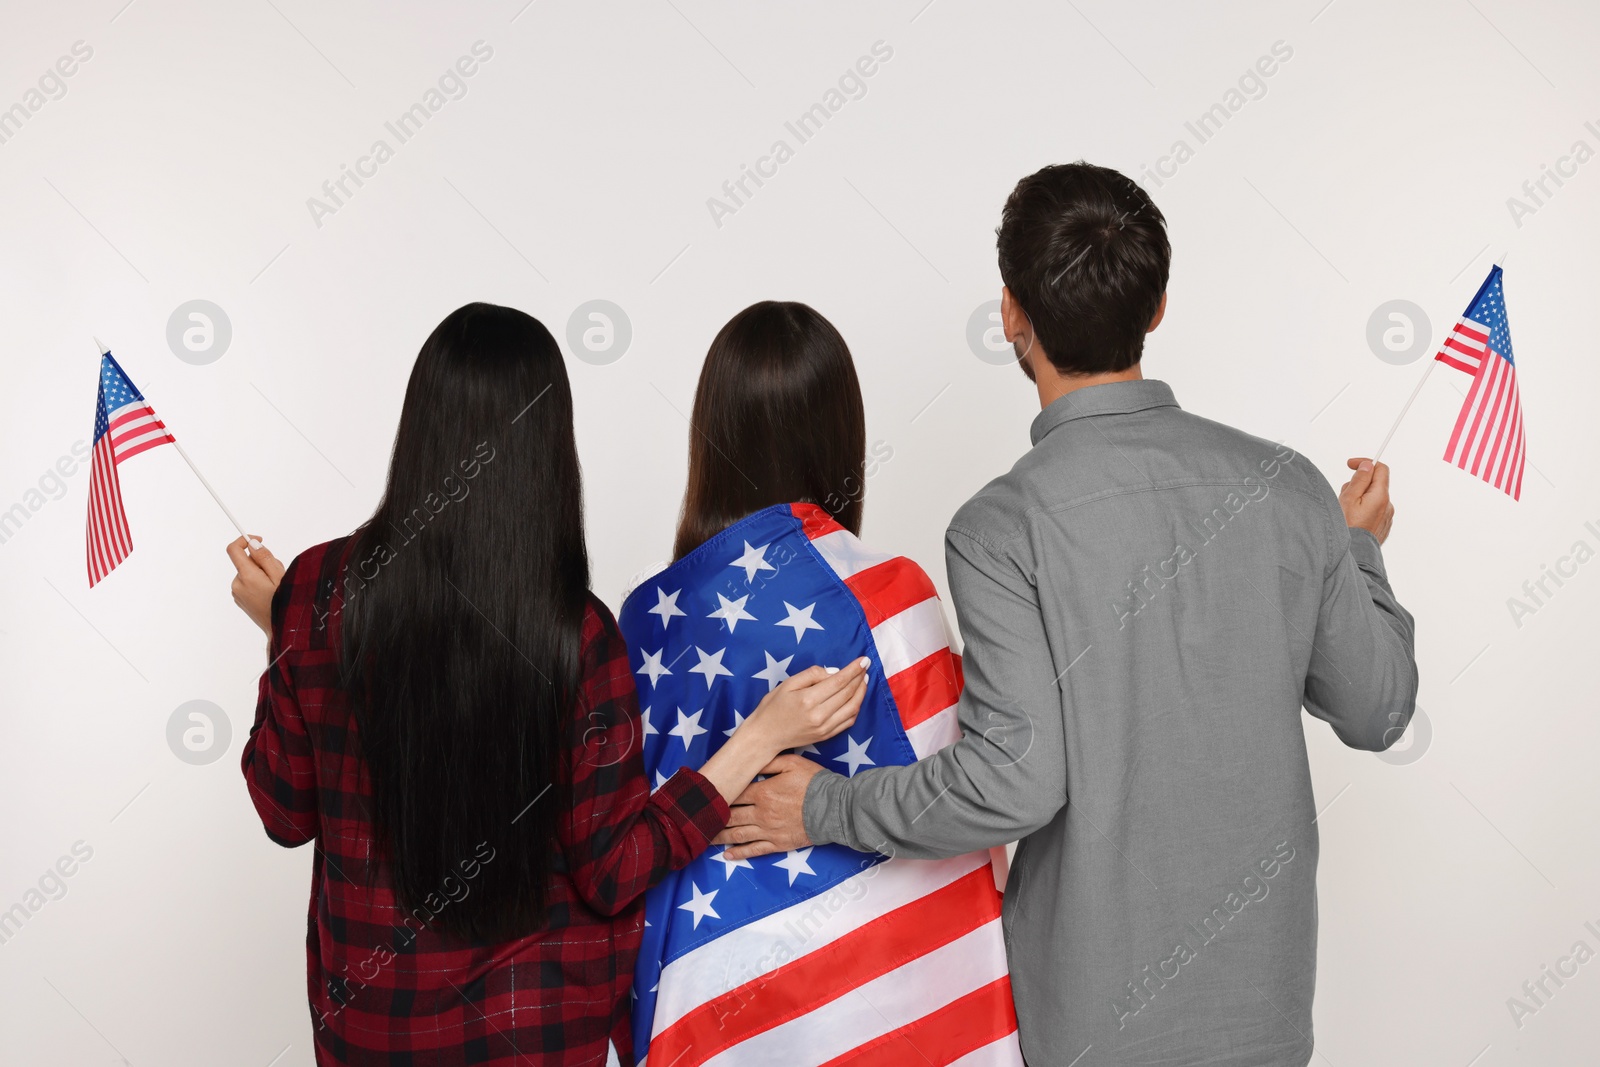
802, 767, 852, 849
1347, 527, 1389, 579
654, 767, 731, 852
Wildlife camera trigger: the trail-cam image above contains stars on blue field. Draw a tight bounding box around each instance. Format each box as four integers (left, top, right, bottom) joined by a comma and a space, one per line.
834, 734, 876, 777
637, 648, 670, 687
753, 651, 793, 690
648, 587, 686, 627
678, 883, 720, 929
712, 848, 753, 880
730, 541, 777, 582
689, 646, 733, 687
708, 593, 757, 632
773, 848, 817, 886
1468, 269, 1515, 364
776, 601, 824, 643
669, 708, 709, 749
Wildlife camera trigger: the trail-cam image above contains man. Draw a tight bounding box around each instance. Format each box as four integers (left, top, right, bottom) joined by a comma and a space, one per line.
716, 162, 1418, 1066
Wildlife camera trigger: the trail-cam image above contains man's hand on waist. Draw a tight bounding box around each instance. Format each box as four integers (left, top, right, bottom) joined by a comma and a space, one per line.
713, 754, 823, 860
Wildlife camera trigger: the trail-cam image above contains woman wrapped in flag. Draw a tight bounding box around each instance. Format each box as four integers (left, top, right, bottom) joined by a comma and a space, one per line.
620, 302, 1022, 1067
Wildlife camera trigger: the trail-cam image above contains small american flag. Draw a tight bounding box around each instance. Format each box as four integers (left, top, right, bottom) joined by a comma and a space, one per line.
87, 351, 175, 585
1436, 266, 1524, 499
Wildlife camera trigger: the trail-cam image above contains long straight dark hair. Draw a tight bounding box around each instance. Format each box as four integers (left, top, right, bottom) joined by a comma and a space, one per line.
674, 301, 867, 559
340, 303, 588, 942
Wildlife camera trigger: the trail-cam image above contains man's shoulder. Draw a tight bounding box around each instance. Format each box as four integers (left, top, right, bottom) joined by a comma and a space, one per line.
948, 407, 1336, 549
1172, 410, 1338, 503
947, 471, 1029, 553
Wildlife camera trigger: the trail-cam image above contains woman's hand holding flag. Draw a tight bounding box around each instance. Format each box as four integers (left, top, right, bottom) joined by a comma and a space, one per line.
226, 536, 285, 636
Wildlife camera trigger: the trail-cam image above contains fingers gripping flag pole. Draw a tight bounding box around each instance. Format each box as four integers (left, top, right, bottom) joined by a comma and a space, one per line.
87, 338, 258, 586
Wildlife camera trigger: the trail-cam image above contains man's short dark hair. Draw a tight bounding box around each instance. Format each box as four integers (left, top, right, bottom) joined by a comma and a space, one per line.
996, 162, 1170, 376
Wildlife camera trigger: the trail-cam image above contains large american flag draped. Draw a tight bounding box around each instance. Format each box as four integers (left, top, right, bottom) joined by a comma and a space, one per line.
619, 503, 1021, 1067
87, 351, 174, 585
1435, 265, 1525, 499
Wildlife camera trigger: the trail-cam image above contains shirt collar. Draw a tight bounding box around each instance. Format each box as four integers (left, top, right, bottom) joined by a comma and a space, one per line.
1029, 379, 1180, 446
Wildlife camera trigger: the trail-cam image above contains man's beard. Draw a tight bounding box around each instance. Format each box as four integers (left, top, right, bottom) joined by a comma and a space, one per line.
1015, 338, 1036, 382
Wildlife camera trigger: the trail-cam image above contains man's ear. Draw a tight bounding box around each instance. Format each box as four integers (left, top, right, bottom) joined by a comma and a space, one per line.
1147, 291, 1168, 334
1000, 287, 1030, 343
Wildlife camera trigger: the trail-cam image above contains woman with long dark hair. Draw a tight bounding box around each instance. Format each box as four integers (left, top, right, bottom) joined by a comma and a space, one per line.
225, 302, 867, 1066
616, 302, 1022, 1066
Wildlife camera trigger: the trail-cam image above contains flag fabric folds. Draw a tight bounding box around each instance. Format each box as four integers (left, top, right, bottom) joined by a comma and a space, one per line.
618, 502, 1021, 1067
86, 352, 174, 585
1435, 265, 1525, 499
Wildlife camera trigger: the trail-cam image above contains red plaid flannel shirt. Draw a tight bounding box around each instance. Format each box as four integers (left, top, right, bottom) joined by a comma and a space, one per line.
243, 537, 729, 1066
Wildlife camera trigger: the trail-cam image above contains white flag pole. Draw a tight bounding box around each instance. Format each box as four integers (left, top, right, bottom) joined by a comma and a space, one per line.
170, 439, 259, 548
95, 337, 261, 550
1372, 361, 1439, 463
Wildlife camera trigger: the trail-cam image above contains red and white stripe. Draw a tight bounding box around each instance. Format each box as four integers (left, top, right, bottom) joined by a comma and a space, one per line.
798, 507, 966, 760
1438, 324, 1524, 501
641, 504, 1020, 1067
1434, 316, 1489, 375
86, 400, 174, 585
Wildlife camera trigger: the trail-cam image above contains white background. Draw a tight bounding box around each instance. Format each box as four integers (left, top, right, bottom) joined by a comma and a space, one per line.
1, 1, 1597, 1064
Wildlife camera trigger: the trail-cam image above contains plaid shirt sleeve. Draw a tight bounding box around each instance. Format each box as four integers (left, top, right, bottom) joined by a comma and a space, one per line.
561, 599, 729, 917
241, 552, 321, 847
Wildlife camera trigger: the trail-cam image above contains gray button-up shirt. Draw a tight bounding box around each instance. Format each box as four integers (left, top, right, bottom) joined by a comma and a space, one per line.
805, 379, 1417, 1066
